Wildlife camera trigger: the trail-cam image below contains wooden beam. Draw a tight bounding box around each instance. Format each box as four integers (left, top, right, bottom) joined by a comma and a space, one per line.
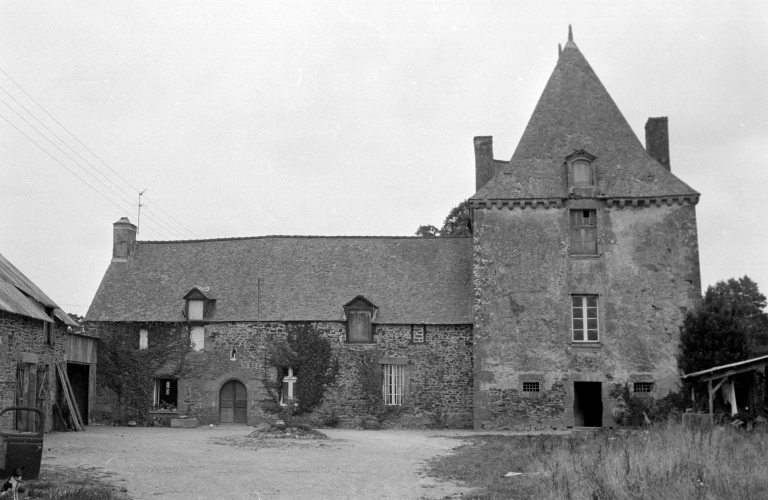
708, 379, 713, 424
700, 362, 768, 382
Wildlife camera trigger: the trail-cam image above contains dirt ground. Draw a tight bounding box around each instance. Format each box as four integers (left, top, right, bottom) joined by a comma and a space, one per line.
41, 425, 476, 500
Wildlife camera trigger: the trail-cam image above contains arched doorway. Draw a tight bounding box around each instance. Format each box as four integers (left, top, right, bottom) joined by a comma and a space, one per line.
219, 380, 247, 424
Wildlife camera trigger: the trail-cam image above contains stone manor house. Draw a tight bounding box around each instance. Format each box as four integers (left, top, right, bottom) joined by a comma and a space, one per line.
85, 31, 701, 430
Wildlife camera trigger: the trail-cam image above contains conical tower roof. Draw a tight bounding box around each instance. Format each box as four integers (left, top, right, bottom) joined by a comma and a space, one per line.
472, 31, 698, 202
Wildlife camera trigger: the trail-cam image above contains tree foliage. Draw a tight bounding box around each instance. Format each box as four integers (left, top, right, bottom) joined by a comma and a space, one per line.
263, 323, 338, 415
415, 200, 471, 237
678, 276, 767, 375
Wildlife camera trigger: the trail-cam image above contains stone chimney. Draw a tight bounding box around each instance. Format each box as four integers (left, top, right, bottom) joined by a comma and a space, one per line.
645, 117, 670, 171
474, 136, 495, 191
113, 217, 137, 261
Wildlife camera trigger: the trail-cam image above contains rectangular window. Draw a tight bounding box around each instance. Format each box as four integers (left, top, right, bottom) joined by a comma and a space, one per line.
570, 210, 597, 255
139, 328, 148, 349
633, 382, 654, 393
190, 326, 205, 351
188, 300, 204, 321
572, 295, 599, 342
154, 378, 177, 409
411, 325, 425, 343
347, 310, 372, 343
43, 321, 54, 346
522, 382, 540, 393
572, 160, 593, 186
383, 364, 404, 406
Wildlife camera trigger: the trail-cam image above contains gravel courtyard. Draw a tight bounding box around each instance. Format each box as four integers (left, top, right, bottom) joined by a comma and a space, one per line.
41, 425, 474, 500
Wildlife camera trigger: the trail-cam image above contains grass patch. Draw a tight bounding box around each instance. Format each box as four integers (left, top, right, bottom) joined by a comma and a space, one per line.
21, 466, 130, 500
427, 423, 768, 500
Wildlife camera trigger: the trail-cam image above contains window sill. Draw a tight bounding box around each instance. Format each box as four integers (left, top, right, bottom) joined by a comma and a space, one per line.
569, 253, 601, 259
570, 342, 602, 351
345, 340, 376, 344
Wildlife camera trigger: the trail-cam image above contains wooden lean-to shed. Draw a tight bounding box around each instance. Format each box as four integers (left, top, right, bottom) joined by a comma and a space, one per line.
682, 355, 768, 422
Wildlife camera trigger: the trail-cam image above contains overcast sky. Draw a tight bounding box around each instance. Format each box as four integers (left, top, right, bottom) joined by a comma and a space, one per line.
1, 1, 766, 316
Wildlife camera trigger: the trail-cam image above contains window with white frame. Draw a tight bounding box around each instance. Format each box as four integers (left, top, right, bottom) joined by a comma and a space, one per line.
523, 382, 540, 393
139, 328, 148, 349
633, 382, 654, 393
383, 364, 404, 405
187, 299, 204, 321
571, 295, 599, 342
190, 326, 205, 351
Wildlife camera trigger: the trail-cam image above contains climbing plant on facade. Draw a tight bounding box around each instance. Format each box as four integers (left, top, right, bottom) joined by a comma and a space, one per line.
263, 322, 338, 415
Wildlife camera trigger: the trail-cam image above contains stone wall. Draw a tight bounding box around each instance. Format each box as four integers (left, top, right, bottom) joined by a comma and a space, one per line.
472, 201, 701, 430
0, 310, 68, 432
88, 320, 473, 428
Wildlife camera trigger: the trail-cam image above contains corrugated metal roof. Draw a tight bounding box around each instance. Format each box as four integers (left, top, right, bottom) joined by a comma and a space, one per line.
472, 39, 699, 202
0, 281, 52, 322
86, 236, 473, 324
681, 355, 768, 379
0, 252, 79, 327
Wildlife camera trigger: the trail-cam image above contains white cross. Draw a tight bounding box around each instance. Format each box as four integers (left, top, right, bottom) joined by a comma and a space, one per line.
282, 367, 297, 403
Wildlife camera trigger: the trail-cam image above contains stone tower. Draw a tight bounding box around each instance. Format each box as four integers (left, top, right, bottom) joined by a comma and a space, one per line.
470, 29, 702, 430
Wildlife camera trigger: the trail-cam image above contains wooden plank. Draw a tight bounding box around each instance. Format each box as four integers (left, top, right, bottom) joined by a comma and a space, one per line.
55, 363, 84, 431
700, 362, 768, 382
708, 380, 713, 424
62, 363, 85, 430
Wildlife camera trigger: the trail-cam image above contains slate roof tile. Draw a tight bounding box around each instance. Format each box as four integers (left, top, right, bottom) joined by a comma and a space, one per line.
86, 236, 473, 324
472, 39, 699, 201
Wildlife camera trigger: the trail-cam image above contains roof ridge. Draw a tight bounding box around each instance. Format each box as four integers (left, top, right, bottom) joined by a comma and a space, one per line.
136, 234, 473, 244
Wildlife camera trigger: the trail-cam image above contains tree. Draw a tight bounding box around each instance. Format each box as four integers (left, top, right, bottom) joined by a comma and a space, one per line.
678, 276, 767, 375
415, 200, 471, 237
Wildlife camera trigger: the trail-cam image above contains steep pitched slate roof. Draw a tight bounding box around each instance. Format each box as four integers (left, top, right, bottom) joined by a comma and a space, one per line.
86, 236, 472, 324
472, 37, 698, 201
0, 252, 79, 327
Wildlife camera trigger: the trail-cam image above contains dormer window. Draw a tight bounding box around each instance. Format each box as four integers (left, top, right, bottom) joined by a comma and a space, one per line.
183, 287, 215, 322
566, 149, 597, 197
343, 296, 378, 343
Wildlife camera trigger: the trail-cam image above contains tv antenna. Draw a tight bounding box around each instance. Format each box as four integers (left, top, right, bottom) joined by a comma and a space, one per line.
137, 189, 147, 234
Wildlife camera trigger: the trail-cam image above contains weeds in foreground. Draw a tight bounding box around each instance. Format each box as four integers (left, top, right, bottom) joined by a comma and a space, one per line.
427, 422, 768, 500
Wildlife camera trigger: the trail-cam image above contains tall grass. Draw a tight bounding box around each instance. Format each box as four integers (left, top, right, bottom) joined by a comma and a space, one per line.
428, 423, 768, 500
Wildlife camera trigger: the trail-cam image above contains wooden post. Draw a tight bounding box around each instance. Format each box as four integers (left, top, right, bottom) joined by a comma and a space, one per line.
708, 379, 714, 423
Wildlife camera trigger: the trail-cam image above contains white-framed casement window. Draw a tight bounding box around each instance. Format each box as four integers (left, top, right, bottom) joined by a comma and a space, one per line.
190, 326, 205, 351
139, 328, 148, 349
280, 367, 297, 405
383, 364, 404, 406
571, 295, 599, 342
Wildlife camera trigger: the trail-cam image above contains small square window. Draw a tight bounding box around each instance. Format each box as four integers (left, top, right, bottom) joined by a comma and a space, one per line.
523, 382, 540, 393
411, 325, 425, 343
572, 295, 599, 342
633, 382, 654, 393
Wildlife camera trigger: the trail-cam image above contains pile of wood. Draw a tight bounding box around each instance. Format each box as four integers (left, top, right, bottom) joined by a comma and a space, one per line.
54, 362, 85, 431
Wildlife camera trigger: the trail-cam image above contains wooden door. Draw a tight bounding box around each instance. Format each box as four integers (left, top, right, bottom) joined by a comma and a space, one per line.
219, 380, 247, 424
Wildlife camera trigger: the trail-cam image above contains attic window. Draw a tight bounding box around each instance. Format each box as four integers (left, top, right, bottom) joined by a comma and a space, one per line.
43, 308, 55, 346
183, 287, 215, 322
566, 149, 597, 197
344, 296, 378, 343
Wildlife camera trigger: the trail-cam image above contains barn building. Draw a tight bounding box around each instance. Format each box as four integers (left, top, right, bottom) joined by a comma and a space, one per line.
85, 30, 701, 430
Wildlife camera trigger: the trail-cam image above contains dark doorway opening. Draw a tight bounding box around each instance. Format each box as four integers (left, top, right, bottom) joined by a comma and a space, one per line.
573, 381, 602, 427
219, 380, 247, 424
66, 362, 89, 425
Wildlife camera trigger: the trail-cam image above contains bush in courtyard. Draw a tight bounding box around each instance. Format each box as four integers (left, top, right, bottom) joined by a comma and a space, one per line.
263, 322, 339, 416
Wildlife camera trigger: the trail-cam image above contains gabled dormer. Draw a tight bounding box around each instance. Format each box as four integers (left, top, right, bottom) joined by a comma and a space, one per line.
566, 149, 597, 198
343, 295, 378, 343
182, 286, 216, 322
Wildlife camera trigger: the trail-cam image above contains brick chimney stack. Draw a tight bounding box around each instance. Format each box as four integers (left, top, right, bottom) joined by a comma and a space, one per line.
645, 117, 671, 171
474, 136, 495, 191
112, 217, 137, 261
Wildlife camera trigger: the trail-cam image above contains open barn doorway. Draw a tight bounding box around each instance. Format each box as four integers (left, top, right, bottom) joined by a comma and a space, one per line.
66, 362, 89, 425
573, 381, 602, 427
